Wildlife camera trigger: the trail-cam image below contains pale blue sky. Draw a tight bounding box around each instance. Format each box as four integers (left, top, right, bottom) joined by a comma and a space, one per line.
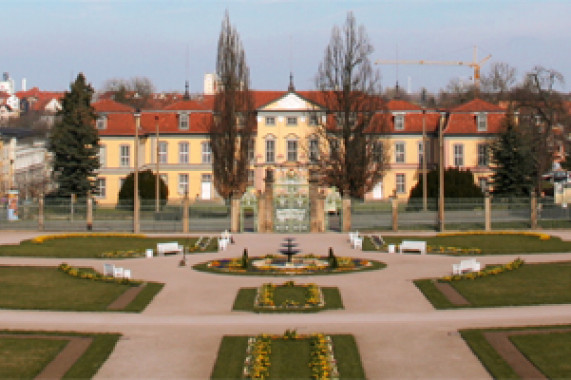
4, 0, 570, 94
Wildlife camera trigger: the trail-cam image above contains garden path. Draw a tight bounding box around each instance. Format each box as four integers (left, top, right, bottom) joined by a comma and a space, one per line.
0, 230, 571, 379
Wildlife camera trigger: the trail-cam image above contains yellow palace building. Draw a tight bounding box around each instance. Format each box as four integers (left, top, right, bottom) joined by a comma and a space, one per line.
93, 88, 506, 206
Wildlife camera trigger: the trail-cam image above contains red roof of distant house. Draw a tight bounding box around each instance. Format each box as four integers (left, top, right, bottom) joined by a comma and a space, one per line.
449, 98, 506, 113
93, 99, 134, 113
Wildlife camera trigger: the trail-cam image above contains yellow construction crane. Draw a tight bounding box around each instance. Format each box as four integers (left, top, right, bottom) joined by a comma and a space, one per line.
375, 46, 492, 90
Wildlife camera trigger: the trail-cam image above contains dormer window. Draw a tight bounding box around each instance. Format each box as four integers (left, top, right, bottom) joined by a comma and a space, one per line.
179, 112, 189, 130
96, 114, 107, 130
394, 113, 405, 130
477, 113, 487, 131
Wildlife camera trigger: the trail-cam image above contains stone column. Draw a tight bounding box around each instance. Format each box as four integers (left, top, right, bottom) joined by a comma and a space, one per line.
86, 192, 93, 231
342, 193, 351, 232
182, 192, 190, 233
38, 194, 44, 231
530, 191, 537, 229
231, 192, 240, 233
484, 191, 491, 231
391, 195, 399, 232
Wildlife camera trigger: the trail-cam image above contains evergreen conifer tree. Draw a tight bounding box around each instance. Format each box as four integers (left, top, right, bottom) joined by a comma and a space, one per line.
49, 73, 99, 197
490, 115, 534, 196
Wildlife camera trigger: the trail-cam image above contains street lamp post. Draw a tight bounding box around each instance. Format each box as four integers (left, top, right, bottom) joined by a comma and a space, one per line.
134, 109, 141, 233
438, 112, 446, 231
422, 109, 427, 211
155, 115, 160, 213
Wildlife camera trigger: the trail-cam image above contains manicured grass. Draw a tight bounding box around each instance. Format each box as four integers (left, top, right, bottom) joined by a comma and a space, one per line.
210, 334, 365, 379
232, 287, 344, 312
0, 236, 216, 258
122, 282, 164, 312
0, 337, 68, 378
0, 330, 121, 379
416, 262, 571, 309
0, 266, 161, 312
460, 325, 571, 379
366, 233, 571, 255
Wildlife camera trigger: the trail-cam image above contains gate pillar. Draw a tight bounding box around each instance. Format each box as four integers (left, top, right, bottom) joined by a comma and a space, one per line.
309, 169, 324, 232
342, 193, 351, 232
231, 192, 240, 233
260, 168, 274, 232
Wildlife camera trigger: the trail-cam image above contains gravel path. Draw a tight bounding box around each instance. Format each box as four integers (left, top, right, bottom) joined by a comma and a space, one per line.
0, 230, 571, 379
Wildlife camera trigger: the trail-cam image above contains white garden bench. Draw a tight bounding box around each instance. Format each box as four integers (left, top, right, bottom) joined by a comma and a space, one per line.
452, 258, 481, 275
352, 236, 363, 250
399, 240, 427, 255
157, 242, 183, 256
103, 263, 132, 279
218, 237, 230, 251
349, 231, 359, 246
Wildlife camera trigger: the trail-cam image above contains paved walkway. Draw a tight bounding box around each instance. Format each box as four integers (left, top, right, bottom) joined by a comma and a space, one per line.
1, 230, 571, 379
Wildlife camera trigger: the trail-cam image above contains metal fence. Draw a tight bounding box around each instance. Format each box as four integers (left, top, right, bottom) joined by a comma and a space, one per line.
0, 196, 568, 232
0, 198, 230, 232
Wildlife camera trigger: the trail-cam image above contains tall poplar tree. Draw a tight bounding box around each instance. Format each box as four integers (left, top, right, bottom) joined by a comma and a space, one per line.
49, 73, 100, 197
210, 12, 255, 200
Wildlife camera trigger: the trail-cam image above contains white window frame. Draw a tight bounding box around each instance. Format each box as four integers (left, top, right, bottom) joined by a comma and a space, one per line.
98, 145, 106, 167
179, 112, 189, 130
287, 139, 298, 162
265, 116, 275, 126
178, 173, 189, 195
286, 116, 298, 126
395, 142, 405, 163
120, 145, 130, 167
394, 113, 405, 130
96, 115, 107, 130
418, 141, 424, 165
265, 138, 275, 163
396, 173, 406, 194
478, 143, 488, 166
96, 178, 106, 197
309, 137, 319, 163
179, 142, 189, 164
201, 141, 212, 164
158, 141, 168, 164
454, 143, 464, 167
477, 112, 487, 132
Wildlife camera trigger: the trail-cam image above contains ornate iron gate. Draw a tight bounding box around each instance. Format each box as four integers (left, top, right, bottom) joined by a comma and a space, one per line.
273, 169, 310, 233
240, 187, 258, 232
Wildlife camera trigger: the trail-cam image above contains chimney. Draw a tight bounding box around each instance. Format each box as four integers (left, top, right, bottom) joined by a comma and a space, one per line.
21, 78, 27, 92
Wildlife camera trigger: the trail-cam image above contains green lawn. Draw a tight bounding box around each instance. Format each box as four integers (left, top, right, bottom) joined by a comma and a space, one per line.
461, 325, 571, 379
210, 334, 365, 379
0, 266, 162, 312
365, 233, 571, 254
0, 236, 216, 258
415, 262, 571, 309
0, 330, 120, 379
233, 286, 344, 312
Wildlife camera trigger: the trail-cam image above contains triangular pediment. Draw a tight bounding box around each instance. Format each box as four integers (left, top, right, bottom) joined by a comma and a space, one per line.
259, 92, 323, 111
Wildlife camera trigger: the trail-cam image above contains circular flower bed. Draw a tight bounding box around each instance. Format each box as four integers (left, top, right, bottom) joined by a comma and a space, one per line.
193, 254, 386, 276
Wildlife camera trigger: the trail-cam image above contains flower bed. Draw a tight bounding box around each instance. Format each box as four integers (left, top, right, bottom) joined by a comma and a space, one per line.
254, 281, 325, 311
439, 258, 525, 282
58, 263, 140, 285
32, 233, 146, 244
437, 231, 551, 240
242, 331, 339, 379
195, 254, 384, 276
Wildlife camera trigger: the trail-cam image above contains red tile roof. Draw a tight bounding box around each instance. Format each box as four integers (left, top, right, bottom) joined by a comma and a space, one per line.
449, 98, 505, 113
93, 99, 134, 113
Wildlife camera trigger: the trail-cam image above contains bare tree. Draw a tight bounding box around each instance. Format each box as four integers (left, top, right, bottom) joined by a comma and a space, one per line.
513, 66, 570, 193
101, 77, 155, 109
480, 62, 518, 103
210, 11, 255, 200
314, 12, 388, 198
